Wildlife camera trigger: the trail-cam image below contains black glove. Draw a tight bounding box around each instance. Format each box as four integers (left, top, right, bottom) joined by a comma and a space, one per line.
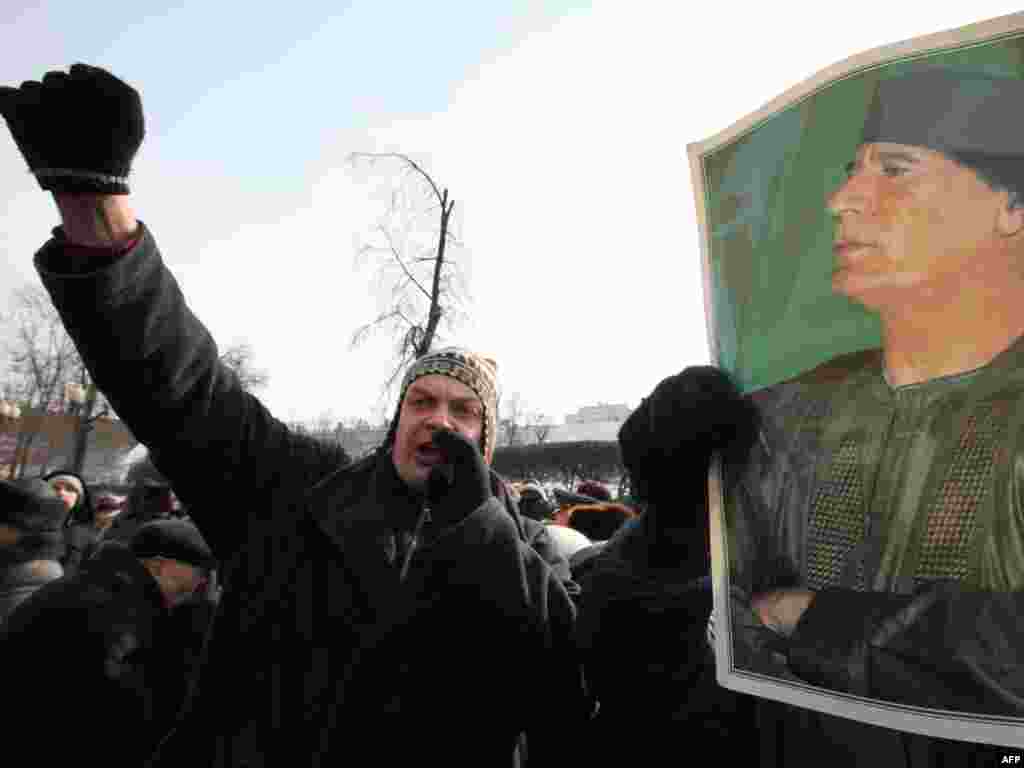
617, 367, 759, 571
618, 366, 758, 505
0, 63, 144, 194
425, 428, 493, 528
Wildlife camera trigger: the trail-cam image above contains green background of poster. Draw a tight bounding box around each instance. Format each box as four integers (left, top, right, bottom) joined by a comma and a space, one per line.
703, 35, 1024, 393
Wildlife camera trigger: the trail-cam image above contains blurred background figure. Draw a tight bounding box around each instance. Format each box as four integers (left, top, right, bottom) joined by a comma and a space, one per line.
551, 485, 604, 526
567, 502, 636, 544
1, 517, 218, 768
564, 501, 638, 574
0, 478, 68, 621
105, 480, 184, 547
44, 469, 90, 516
575, 479, 611, 502
44, 469, 97, 576
64, 491, 126, 575
516, 482, 557, 523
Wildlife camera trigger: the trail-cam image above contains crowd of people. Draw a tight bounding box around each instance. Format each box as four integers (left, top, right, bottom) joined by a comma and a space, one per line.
1, 62, 1023, 766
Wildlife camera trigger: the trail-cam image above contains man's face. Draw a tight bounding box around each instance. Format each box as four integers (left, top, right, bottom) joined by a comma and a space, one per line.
827, 142, 1008, 309
149, 557, 207, 608
51, 480, 79, 511
391, 374, 485, 491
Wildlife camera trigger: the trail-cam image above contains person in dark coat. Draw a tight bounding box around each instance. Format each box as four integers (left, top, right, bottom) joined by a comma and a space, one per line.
0, 478, 68, 621
0, 63, 588, 768
516, 482, 555, 523
43, 468, 97, 575
573, 367, 762, 763
103, 479, 181, 548
0, 518, 217, 768
43, 469, 89, 516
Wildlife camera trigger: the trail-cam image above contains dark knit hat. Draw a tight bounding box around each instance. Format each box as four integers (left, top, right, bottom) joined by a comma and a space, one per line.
863, 68, 1024, 158
517, 483, 555, 522
130, 519, 215, 569
862, 68, 1024, 195
575, 480, 611, 502
0, 479, 69, 563
392, 346, 500, 462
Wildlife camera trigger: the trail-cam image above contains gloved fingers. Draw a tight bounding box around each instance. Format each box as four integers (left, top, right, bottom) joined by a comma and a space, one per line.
17, 80, 43, 106
0, 86, 19, 119
430, 427, 481, 467
69, 62, 117, 82
426, 463, 455, 504
41, 70, 69, 89
0, 87, 20, 123
69, 63, 139, 101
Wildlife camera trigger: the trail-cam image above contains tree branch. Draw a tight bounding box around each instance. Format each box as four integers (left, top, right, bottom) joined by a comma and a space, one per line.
349, 152, 444, 207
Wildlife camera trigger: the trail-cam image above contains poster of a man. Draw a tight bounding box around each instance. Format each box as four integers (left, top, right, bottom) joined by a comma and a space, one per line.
690, 12, 1024, 752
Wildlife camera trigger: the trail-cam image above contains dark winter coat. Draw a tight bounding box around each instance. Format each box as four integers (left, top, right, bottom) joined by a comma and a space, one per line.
0, 478, 68, 620
0, 542, 184, 768
63, 520, 106, 572
48, 470, 96, 576
573, 516, 760, 764
34, 223, 588, 768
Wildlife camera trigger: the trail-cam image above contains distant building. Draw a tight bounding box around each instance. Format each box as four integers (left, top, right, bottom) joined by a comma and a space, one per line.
565, 403, 631, 425
545, 421, 624, 443
544, 402, 632, 443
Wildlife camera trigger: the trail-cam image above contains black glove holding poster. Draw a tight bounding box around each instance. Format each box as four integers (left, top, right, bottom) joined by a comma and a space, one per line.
618, 366, 758, 569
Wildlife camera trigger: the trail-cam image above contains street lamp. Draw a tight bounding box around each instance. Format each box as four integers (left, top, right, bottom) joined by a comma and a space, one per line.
65, 382, 86, 410
65, 381, 105, 476
0, 400, 22, 420
0, 400, 21, 479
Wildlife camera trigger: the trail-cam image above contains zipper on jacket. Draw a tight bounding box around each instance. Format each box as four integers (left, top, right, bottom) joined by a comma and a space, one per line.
399, 504, 431, 583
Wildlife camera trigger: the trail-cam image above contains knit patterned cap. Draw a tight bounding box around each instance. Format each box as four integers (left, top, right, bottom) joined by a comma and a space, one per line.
397, 346, 499, 462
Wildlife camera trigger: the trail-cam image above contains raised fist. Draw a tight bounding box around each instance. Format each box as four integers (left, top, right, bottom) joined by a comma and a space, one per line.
0, 63, 144, 194
425, 428, 493, 528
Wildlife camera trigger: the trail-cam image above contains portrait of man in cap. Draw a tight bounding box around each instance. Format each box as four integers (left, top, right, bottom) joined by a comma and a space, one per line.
691, 15, 1024, 758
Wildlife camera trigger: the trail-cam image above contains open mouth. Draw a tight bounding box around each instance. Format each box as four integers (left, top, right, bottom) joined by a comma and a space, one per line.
415, 443, 446, 466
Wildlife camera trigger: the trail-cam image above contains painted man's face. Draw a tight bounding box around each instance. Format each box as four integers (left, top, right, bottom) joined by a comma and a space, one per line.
827, 142, 1008, 310
391, 374, 485, 491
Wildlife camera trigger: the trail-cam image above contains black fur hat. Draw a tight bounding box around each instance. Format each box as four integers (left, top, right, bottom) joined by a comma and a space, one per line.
131, 519, 215, 569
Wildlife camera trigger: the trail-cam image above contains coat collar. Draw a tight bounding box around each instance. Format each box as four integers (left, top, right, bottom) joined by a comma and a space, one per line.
309, 451, 526, 573
310, 453, 426, 611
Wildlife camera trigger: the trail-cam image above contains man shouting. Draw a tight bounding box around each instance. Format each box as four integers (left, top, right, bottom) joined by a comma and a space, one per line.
0, 64, 586, 768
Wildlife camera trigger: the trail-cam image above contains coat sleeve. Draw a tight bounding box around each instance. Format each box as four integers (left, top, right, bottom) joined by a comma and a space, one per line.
784, 583, 1024, 715
34, 224, 347, 560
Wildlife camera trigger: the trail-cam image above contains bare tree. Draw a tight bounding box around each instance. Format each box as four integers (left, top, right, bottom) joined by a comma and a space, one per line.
219, 341, 270, 392
499, 392, 525, 447
528, 412, 553, 445
347, 152, 470, 398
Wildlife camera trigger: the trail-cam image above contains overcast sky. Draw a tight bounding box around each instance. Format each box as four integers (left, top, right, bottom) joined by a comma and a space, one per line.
2, 2, 1021, 426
